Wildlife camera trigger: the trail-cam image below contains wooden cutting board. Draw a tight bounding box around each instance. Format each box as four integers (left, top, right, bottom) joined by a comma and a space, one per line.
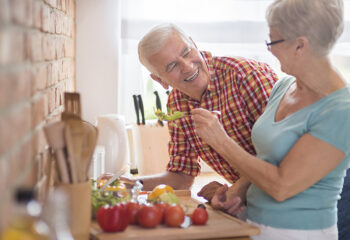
90, 190, 259, 240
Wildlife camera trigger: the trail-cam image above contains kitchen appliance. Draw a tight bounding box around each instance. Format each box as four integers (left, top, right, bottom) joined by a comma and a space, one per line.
96, 114, 129, 174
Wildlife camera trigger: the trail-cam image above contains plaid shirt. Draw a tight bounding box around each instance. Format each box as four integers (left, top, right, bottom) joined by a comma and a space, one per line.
166, 51, 277, 184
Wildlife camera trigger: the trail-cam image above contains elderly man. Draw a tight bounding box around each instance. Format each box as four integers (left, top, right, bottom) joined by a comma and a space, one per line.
120, 23, 277, 214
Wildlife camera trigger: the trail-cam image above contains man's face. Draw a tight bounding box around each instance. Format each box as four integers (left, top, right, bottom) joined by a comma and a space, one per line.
148, 33, 210, 101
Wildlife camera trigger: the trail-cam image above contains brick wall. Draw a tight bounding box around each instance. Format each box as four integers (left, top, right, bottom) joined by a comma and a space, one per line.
0, 0, 76, 225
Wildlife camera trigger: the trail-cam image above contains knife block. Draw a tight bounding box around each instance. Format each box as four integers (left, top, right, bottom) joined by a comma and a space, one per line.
128, 122, 170, 175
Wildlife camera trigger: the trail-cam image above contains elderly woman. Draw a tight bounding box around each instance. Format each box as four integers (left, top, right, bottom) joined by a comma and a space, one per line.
192, 0, 349, 239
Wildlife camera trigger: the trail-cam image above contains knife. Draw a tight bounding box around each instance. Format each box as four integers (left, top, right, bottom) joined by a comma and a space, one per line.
100, 166, 128, 191
154, 91, 162, 111
132, 95, 140, 125
154, 91, 164, 126
137, 95, 145, 125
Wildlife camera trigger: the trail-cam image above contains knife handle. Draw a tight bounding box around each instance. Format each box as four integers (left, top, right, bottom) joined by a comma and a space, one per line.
137, 95, 146, 125
133, 95, 140, 125
154, 91, 162, 112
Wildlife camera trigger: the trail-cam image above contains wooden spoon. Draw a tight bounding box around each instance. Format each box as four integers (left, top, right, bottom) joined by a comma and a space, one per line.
80, 121, 98, 181
64, 119, 84, 183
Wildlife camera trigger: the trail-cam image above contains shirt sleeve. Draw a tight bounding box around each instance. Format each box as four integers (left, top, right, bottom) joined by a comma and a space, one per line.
166, 121, 200, 176
308, 101, 350, 154
165, 93, 201, 176
239, 63, 278, 124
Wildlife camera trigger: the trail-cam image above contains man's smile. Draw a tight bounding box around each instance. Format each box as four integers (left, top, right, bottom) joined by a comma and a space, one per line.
184, 68, 199, 82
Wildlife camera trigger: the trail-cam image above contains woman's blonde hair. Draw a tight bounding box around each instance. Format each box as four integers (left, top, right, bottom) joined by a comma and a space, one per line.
266, 0, 344, 56
138, 23, 193, 74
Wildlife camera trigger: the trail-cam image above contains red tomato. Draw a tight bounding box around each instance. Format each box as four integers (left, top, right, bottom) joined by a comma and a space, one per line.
164, 205, 184, 227
126, 201, 141, 225
155, 202, 170, 223
96, 204, 130, 232
137, 205, 161, 228
191, 207, 208, 225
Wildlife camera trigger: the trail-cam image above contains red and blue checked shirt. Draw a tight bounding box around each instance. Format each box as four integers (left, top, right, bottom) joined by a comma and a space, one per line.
166, 51, 277, 184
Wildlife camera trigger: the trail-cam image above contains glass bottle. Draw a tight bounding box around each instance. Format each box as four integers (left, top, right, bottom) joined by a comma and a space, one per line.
42, 189, 74, 240
0, 188, 50, 240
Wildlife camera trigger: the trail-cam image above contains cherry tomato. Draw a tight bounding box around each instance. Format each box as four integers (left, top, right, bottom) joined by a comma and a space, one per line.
126, 201, 141, 225
191, 207, 208, 225
155, 202, 170, 223
96, 204, 130, 232
137, 205, 161, 228
164, 205, 184, 227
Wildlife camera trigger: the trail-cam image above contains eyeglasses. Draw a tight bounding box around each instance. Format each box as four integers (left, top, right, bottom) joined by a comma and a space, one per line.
265, 39, 285, 51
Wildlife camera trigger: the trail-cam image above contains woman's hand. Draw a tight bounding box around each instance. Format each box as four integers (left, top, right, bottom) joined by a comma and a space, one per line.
211, 184, 246, 217
197, 181, 224, 202
191, 108, 228, 148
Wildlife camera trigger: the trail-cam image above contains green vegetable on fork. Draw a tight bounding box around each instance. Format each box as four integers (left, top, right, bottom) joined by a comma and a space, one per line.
155, 108, 185, 127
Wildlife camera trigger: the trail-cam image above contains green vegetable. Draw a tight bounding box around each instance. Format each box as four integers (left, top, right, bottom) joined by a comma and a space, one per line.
157, 192, 180, 204
91, 180, 130, 218
155, 108, 185, 122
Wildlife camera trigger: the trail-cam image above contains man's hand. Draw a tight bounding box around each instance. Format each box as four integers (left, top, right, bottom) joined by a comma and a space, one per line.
197, 181, 223, 202
97, 173, 137, 189
211, 184, 246, 217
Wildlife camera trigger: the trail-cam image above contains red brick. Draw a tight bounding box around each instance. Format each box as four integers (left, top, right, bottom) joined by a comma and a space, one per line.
0, 28, 25, 65
32, 0, 42, 29
66, 0, 75, 19
44, 0, 57, 9
58, 59, 65, 80
0, 159, 10, 193
10, 0, 33, 27
43, 35, 56, 60
0, 0, 11, 23
15, 67, 32, 101
69, 60, 75, 79
32, 63, 48, 93
11, 140, 37, 187
28, 32, 43, 62
48, 87, 56, 114
50, 8, 56, 33
0, 68, 32, 110
0, 103, 31, 158
49, 61, 59, 86
56, 37, 65, 59
65, 18, 74, 38
55, 11, 63, 34
41, 5, 51, 32
32, 94, 48, 128
58, 0, 66, 13
0, 71, 12, 110
31, 130, 47, 163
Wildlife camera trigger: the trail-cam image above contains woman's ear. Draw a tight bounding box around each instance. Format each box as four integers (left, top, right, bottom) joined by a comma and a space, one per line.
150, 74, 169, 89
295, 37, 308, 56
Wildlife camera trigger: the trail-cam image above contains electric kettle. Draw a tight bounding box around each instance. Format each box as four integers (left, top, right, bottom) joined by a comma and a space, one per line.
95, 114, 129, 173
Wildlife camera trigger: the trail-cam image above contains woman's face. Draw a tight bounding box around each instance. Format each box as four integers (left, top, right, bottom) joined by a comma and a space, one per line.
268, 28, 298, 75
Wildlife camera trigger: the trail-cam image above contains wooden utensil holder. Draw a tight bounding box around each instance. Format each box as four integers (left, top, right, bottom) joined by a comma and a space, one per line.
58, 181, 91, 240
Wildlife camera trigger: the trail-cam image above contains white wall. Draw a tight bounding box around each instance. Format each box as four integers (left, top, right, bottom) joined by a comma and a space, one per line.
76, 0, 122, 124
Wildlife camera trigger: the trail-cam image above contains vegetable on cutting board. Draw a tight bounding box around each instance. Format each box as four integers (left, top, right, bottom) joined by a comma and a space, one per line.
96, 203, 130, 232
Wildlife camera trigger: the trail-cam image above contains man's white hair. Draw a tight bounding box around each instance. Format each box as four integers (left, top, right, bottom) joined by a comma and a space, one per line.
138, 23, 193, 74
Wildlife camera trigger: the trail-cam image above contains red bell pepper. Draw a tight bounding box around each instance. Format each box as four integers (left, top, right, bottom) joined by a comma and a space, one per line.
96, 203, 130, 232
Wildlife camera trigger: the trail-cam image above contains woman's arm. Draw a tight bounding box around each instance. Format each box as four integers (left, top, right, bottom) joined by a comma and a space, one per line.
192, 108, 345, 202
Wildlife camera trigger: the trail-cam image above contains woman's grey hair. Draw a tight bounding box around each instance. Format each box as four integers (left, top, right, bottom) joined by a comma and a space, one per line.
138, 23, 193, 74
266, 0, 344, 56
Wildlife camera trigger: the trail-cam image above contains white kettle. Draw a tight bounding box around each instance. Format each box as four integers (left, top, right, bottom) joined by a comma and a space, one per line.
95, 114, 129, 173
